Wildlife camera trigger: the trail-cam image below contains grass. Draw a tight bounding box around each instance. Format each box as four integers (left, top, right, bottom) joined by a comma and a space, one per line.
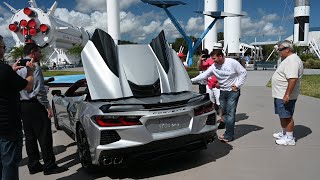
43, 71, 84, 77
300, 75, 320, 98
267, 75, 320, 99
43, 67, 320, 99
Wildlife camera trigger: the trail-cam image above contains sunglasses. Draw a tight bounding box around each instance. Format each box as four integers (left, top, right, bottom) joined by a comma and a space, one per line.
277, 47, 288, 52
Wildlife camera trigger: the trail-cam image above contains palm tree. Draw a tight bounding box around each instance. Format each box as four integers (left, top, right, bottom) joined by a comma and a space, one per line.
9, 46, 24, 60
67, 45, 84, 65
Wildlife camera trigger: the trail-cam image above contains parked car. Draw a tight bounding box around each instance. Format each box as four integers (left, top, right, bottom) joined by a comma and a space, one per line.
51, 29, 217, 171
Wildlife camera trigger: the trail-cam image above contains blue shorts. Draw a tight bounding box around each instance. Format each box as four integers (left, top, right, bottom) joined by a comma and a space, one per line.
274, 98, 297, 118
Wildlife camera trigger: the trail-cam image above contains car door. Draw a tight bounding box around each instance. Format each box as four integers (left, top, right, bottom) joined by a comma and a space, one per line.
66, 86, 87, 132
54, 79, 86, 131
54, 93, 73, 130
63, 79, 87, 131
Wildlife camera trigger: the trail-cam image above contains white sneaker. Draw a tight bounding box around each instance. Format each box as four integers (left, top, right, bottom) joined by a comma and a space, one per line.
275, 136, 296, 146
273, 132, 285, 139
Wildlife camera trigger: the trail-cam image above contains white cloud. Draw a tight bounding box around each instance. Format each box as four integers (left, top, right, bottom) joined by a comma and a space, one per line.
262, 23, 285, 36
0, 2, 291, 46
75, 0, 105, 13
0, 18, 13, 38
0, 5, 12, 18
186, 17, 203, 33
0, 5, 15, 39
162, 18, 182, 41
54, 8, 108, 33
53, 8, 170, 43
262, 14, 279, 21
241, 11, 287, 39
143, 21, 162, 34
75, 0, 140, 13
119, 0, 141, 9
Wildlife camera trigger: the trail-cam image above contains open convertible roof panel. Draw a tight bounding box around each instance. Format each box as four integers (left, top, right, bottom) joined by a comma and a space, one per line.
81, 29, 192, 100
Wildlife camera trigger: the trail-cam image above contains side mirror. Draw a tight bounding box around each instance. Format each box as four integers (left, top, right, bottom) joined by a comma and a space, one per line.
51, 90, 62, 96
44, 77, 55, 86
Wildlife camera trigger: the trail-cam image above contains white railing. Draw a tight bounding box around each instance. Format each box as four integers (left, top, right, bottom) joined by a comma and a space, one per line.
309, 39, 320, 59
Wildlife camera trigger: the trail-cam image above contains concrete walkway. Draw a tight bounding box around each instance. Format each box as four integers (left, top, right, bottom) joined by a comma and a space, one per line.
18, 70, 320, 180
210, 70, 320, 180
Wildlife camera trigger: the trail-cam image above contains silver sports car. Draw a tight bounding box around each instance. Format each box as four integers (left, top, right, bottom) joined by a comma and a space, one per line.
51, 29, 217, 171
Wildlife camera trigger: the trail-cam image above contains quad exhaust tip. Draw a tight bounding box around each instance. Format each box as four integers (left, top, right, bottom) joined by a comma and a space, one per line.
102, 157, 124, 166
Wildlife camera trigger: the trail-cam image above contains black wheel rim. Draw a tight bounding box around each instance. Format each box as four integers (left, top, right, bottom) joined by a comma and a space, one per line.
77, 126, 90, 168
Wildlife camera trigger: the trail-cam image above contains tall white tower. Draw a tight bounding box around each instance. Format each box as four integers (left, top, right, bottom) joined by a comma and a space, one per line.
224, 0, 242, 55
294, 0, 310, 46
107, 0, 120, 44
204, 0, 218, 52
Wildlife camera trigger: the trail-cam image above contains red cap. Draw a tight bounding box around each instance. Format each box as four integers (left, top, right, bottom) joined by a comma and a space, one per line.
178, 52, 185, 58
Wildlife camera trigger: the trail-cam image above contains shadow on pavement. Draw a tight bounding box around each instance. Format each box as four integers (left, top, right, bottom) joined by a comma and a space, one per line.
19, 142, 76, 167
57, 152, 80, 169
234, 124, 263, 140
56, 140, 233, 180
294, 125, 312, 142
236, 113, 249, 122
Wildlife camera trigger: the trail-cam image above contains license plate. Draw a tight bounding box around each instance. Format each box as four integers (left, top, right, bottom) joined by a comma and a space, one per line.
146, 115, 190, 133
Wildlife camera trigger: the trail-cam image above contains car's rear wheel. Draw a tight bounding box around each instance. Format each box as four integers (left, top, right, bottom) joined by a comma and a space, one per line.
76, 124, 96, 172
52, 101, 61, 130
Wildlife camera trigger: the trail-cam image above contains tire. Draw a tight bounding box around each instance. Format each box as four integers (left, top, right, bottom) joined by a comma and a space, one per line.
76, 124, 96, 172
52, 101, 61, 130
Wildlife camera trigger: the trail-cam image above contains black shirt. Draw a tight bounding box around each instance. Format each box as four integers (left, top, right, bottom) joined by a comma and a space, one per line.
0, 63, 27, 140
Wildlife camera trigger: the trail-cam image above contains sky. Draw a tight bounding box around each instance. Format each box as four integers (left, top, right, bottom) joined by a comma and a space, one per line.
0, 0, 320, 47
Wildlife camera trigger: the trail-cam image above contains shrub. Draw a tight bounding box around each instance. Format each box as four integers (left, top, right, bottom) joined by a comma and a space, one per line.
41, 65, 49, 71
300, 53, 317, 62
304, 59, 320, 69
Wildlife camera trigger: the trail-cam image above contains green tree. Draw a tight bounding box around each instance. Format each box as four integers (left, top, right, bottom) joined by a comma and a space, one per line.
171, 36, 203, 56
9, 46, 24, 60
293, 45, 317, 61
40, 49, 49, 65
262, 44, 278, 61
67, 45, 83, 58
66, 45, 84, 65
293, 45, 308, 56
171, 37, 188, 53
119, 40, 137, 44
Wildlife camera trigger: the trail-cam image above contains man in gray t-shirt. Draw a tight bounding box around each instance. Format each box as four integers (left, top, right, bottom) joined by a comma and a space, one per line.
271, 40, 304, 146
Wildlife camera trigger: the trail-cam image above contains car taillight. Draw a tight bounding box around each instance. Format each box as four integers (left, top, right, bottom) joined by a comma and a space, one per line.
92, 115, 142, 127
194, 102, 214, 116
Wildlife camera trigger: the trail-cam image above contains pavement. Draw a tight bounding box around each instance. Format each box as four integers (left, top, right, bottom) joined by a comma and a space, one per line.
18, 69, 320, 180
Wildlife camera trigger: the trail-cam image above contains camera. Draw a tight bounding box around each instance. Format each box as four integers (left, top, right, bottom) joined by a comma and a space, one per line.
17, 59, 31, 66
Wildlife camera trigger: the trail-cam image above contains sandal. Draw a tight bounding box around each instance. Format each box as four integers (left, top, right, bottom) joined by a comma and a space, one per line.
218, 134, 233, 142
220, 138, 232, 143
218, 134, 225, 140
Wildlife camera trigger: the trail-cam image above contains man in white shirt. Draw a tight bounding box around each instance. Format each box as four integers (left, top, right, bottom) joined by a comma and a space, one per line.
191, 49, 247, 142
272, 40, 303, 146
